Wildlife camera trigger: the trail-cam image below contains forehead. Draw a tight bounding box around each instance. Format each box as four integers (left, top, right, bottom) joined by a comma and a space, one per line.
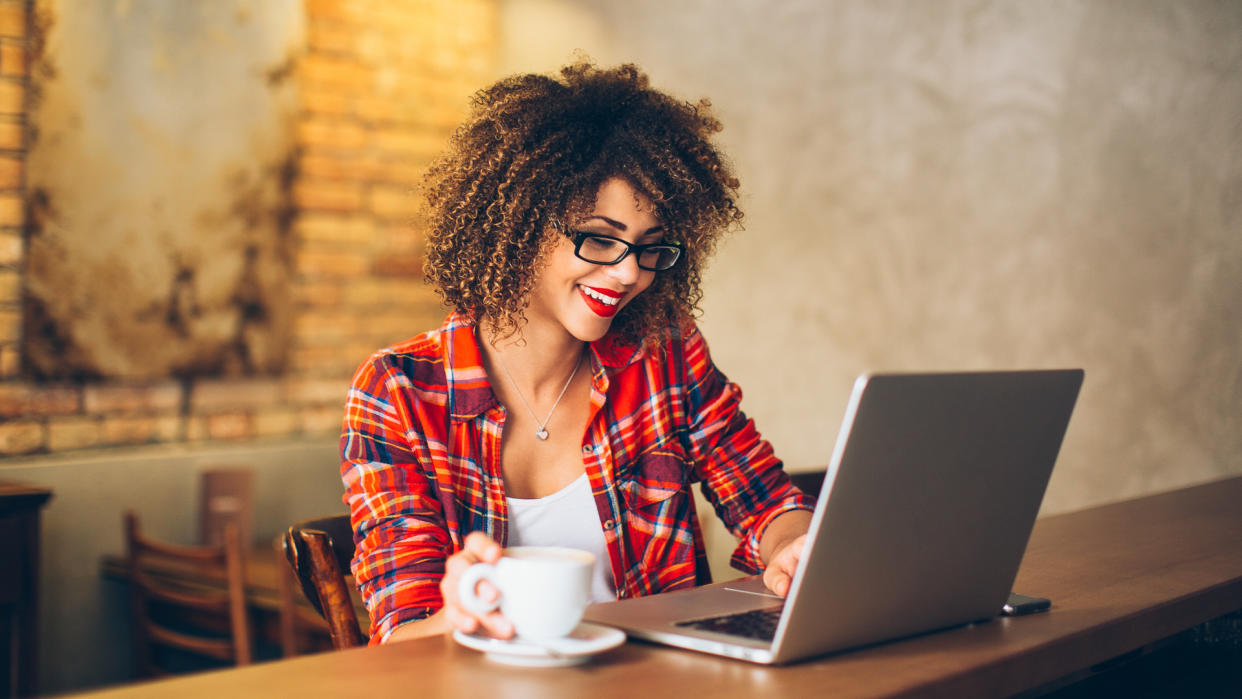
568, 178, 661, 224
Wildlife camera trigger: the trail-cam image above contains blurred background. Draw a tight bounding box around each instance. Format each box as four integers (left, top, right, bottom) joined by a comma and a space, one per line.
0, 0, 1237, 693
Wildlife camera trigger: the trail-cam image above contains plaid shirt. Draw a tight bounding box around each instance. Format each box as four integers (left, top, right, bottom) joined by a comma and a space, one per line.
341, 313, 813, 643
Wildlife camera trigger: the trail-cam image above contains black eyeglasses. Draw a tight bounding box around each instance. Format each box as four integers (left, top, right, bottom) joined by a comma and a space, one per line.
567, 231, 682, 271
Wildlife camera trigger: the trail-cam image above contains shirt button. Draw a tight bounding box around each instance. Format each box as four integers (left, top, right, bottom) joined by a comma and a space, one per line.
603, 519, 615, 529
581, 445, 594, 455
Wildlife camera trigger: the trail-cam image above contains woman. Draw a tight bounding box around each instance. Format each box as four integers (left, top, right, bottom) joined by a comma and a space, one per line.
341, 61, 814, 644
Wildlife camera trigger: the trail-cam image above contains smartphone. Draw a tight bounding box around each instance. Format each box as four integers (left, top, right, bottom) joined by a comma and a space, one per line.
1002, 592, 1051, 616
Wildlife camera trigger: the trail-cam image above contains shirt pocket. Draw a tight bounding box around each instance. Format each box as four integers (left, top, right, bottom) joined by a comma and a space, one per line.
617, 440, 692, 509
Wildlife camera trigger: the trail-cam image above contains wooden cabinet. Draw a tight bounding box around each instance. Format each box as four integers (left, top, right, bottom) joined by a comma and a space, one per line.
0, 481, 53, 698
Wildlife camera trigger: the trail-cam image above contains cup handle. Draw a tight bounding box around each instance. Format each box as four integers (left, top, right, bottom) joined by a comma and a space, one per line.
457, 562, 500, 615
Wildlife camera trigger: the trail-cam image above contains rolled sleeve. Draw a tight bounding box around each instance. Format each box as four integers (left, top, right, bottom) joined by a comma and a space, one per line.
341, 356, 451, 643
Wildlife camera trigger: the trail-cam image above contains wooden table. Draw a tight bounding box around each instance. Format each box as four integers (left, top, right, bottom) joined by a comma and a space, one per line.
78, 476, 1242, 698
1, 480, 53, 698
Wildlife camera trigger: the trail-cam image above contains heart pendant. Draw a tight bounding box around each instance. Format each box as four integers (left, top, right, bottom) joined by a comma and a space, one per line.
535, 428, 549, 441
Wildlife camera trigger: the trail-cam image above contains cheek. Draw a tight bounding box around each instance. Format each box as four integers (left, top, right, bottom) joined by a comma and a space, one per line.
632, 271, 658, 298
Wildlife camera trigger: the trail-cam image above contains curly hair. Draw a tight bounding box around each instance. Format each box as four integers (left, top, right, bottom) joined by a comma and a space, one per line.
422, 60, 743, 347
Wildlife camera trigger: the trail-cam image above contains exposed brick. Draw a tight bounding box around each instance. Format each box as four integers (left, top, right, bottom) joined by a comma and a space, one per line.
0, 268, 18, 302
372, 253, 423, 278
306, 20, 355, 53
252, 408, 299, 438
291, 345, 357, 375
184, 416, 208, 442
299, 54, 371, 93
102, 416, 159, 445
0, 79, 23, 115
298, 152, 381, 181
292, 179, 364, 212
0, 383, 80, 417
190, 378, 281, 412
342, 278, 431, 308
373, 128, 446, 159
0, 3, 25, 38
47, 416, 102, 452
153, 414, 182, 442
368, 158, 426, 186
304, 0, 355, 24
0, 194, 21, 226
294, 279, 345, 308
368, 185, 419, 219
0, 119, 21, 149
301, 85, 352, 117
294, 311, 354, 344
296, 248, 370, 278
293, 213, 376, 245
0, 154, 20, 188
206, 412, 251, 440
297, 118, 369, 151
0, 306, 17, 342
284, 377, 349, 406
0, 343, 18, 377
0, 419, 44, 455
83, 381, 183, 414
0, 42, 26, 77
0, 230, 21, 265
300, 405, 342, 434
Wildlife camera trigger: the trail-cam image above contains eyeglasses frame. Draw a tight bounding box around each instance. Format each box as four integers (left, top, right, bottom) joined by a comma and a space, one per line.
564, 229, 682, 271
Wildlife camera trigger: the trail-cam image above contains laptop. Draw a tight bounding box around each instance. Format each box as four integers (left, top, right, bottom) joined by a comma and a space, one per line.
584, 369, 1084, 664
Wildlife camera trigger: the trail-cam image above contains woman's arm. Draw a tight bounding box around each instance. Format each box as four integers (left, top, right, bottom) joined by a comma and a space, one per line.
678, 326, 816, 576
341, 352, 453, 642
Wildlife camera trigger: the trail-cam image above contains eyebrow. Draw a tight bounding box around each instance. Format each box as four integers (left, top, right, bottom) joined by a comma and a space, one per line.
579, 215, 664, 236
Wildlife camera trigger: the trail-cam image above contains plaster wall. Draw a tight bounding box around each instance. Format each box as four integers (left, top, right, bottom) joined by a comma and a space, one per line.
24, 0, 304, 378
497, 0, 1242, 573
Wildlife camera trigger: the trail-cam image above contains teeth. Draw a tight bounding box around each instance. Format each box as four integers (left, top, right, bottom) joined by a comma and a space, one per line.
580, 286, 620, 306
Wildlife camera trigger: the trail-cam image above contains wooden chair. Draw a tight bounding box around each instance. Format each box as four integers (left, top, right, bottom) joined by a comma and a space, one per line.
789, 469, 826, 497
124, 510, 252, 677
281, 514, 367, 648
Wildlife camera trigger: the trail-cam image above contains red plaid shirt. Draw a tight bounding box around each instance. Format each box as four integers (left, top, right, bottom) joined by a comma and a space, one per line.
341, 313, 813, 643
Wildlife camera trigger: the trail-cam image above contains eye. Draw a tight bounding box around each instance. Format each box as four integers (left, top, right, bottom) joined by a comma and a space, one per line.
578, 234, 621, 254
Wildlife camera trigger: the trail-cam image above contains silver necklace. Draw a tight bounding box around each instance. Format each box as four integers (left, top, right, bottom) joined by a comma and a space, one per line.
493, 350, 583, 441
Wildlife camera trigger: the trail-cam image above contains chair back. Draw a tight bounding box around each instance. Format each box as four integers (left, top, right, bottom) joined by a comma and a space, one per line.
125, 510, 252, 677
789, 469, 826, 497
282, 514, 367, 648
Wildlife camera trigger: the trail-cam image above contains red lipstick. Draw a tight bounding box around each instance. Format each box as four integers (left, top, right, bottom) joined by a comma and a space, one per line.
579, 285, 623, 318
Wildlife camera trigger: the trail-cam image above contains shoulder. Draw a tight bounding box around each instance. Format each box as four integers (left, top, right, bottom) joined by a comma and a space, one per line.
607, 322, 713, 379
349, 318, 458, 396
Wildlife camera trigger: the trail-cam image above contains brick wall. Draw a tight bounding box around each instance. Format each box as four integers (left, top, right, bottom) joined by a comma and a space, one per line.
0, 0, 497, 456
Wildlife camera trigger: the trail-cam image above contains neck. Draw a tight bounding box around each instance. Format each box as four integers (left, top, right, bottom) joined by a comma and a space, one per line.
478, 322, 587, 397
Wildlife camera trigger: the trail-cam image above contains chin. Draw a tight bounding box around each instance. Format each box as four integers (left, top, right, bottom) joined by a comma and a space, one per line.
564, 312, 616, 343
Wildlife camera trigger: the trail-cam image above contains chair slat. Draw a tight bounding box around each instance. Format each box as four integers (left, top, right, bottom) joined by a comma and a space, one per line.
125, 510, 253, 678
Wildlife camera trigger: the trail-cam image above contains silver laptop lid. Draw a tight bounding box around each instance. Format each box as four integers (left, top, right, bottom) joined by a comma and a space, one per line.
769, 369, 1083, 662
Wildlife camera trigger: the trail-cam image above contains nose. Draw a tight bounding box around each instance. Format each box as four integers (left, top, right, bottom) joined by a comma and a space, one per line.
605, 251, 643, 286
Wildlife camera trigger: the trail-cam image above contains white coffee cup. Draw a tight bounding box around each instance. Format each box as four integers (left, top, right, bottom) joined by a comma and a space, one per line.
457, 546, 594, 641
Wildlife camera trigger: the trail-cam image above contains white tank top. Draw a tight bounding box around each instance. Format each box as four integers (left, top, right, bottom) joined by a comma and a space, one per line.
506, 473, 617, 603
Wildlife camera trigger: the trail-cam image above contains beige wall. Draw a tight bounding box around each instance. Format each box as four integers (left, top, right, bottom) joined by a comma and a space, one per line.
498, 0, 1242, 574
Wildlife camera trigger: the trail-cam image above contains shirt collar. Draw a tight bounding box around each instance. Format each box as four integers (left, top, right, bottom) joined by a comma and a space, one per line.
441, 312, 646, 421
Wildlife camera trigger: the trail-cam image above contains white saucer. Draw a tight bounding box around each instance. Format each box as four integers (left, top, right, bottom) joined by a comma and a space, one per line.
452, 622, 626, 667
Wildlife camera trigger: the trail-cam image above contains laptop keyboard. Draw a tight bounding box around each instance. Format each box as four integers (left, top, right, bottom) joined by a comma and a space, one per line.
675, 607, 784, 641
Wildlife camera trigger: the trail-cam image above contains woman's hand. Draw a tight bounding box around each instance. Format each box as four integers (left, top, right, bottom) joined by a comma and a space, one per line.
759, 509, 813, 596
439, 531, 514, 638
762, 533, 807, 597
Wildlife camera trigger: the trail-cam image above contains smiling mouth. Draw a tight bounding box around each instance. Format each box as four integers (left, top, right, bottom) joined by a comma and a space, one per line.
578, 284, 622, 317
